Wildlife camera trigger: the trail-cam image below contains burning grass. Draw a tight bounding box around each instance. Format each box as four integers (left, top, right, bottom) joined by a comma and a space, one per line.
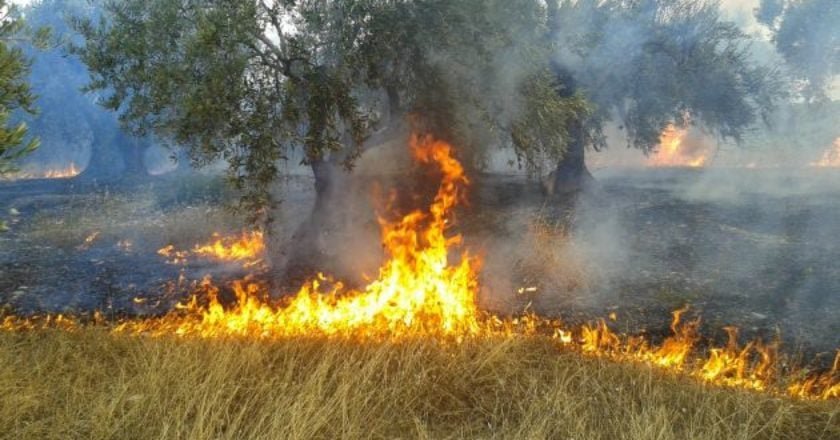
3, 135, 839, 438
17, 177, 242, 252
3, 134, 838, 402
0, 162, 81, 181
1, 329, 838, 440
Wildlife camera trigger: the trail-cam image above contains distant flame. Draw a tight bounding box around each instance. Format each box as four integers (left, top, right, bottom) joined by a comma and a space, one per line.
809, 138, 840, 168
6, 162, 81, 180
648, 125, 709, 168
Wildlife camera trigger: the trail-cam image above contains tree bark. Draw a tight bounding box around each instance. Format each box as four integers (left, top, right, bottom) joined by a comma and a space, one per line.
548, 124, 595, 197
275, 90, 401, 288
281, 158, 352, 286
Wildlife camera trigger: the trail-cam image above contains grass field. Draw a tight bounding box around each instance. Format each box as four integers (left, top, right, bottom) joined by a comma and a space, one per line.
1, 330, 838, 440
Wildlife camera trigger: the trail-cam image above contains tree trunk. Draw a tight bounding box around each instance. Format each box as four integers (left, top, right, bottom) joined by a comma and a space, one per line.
548, 124, 595, 196
275, 90, 401, 288
281, 158, 351, 286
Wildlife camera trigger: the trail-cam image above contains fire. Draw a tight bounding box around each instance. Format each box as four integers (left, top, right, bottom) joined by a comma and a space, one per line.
809, 137, 840, 167
788, 352, 840, 400
41, 162, 81, 179
133, 134, 480, 338
194, 231, 265, 263
4, 162, 81, 180
699, 327, 777, 391
157, 230, 265, 267
648, 124, 709, 168
157, 244, 189, 265
1, 134, 838, 400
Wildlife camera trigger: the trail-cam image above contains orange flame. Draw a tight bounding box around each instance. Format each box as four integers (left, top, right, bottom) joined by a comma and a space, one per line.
648, 125, 709, 168
157, 231, 265, 267
809, 138, 840, 168
2, 135, 838, 401
134, 134, 480, 338
5, 162, 81, 180
193, 231, 265, 263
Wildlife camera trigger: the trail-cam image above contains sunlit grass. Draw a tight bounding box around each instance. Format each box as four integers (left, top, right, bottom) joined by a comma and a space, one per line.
1, 330, 837, 440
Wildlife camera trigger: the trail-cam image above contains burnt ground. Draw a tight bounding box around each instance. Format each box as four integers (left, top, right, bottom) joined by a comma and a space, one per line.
1, 169, 839, 361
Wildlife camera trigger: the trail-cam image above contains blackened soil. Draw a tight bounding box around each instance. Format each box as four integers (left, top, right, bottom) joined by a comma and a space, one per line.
1, 169, 839, 361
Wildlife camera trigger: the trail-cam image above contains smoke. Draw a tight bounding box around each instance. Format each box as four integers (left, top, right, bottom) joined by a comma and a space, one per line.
261, 0, 840, 355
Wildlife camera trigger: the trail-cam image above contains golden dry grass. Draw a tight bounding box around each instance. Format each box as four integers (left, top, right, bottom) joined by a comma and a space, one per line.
1, 330, 837, 440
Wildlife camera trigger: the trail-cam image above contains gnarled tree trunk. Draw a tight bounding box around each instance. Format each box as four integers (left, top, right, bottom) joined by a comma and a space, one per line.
281, 158, 353, 286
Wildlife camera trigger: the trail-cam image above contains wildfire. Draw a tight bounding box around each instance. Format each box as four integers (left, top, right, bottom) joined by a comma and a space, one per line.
1, 134, 838, 401
136, 134, 480, 338
809, 138, 840, 167
157, 230, 265, 267
42, 162, 81, 178
194, 231, 265, 264
5, 162, 81, 180
648, 124, 709, 168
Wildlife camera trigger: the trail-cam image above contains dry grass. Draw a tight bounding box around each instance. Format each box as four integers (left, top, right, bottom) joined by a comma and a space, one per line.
1, 330, 837, 440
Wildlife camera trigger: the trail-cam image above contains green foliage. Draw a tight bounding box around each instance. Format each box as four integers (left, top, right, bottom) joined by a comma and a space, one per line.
0, 0, 41, 175
75, 0, 590, 219
75, 1, 377, 221
553, 0, 784, 152
511, 71, 591, 170
357, 0, 589, 169
764, 0, 839, 101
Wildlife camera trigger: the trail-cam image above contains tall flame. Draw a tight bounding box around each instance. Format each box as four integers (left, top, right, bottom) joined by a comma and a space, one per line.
2, 135, 838, 401
124, 134, 480, 338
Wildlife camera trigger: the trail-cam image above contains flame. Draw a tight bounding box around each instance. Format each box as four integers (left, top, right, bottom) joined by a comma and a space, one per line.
193, 231, 265, 262
648, 125, 709, 168
41, 162, 81, 179
809, 138, 840, 167
157, 244, 189, 265
4, 162, 81, 180
76, 231, 101, 251
157, 231, 265, 267
1, 134, 838, 400
133, 134, 480, 338
787, 352, 840, 400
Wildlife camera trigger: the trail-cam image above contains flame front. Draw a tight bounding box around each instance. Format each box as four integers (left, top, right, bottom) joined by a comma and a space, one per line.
648, 124, 708, 168
128, 134, 480, 338
2, 135, 838, 401
6, 162, 81, 180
